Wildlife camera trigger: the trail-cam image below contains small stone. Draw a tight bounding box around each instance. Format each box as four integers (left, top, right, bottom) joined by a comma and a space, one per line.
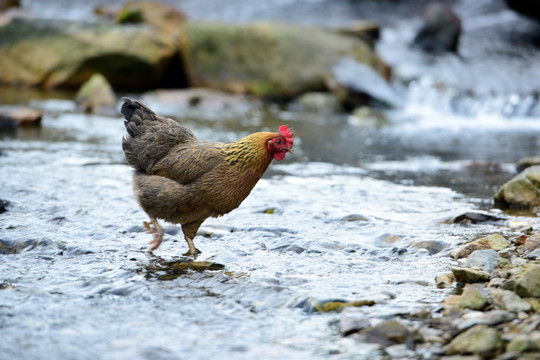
436, 272, 456, 288
450, 234, 509, 259
506, 332, 540, 353
464, 250, 501, 273
457, 310, 516, 332
489, 288, 532, 313
412, 240, 448, 255
460, 285, 488, 310
359, 320, 413, 348
515, 265, 540, 298
451, 266, 490, 283
488, 278, 505, 288
339, 311, 370, 336
75, 73, 117, 115
340, 214, 369, 222
521, 233, 540, 253
444, 325, 502, 357
516, 156, 540, 173
0, 105, 42, 130
525, 248, 540, 260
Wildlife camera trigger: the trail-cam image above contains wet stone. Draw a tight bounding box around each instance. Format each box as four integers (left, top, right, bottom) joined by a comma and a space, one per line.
464, 250, 501, 274
515, 265, 540, 298
339, 310, 370, 336
506, 332, 540, 353
436, 272, 456, 289
489, 288, 532, 313
296, 298, 375, 314
270, 244, 305, 254
451, 267, 490, 283
412, 240, 448, 255
358, 320, 414, 348
459, 284, 487, 311
457, 310, 516, 332
525, 248, 540, 260
444, 325, 502, 357
340, 214, 369, 222
450, 234, 509, 260
452, 212, 505, 225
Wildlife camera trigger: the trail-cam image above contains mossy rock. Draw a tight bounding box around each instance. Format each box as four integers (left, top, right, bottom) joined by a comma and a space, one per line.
494, 165, 540, 208
0, 18, 176, 89
181, 21, 383, 98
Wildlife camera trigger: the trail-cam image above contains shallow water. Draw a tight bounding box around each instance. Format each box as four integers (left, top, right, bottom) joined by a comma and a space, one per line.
2, 92, 540, 359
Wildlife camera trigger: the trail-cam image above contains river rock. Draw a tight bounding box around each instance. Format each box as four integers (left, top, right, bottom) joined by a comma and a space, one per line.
0, 105, 42, 130
0, 198, 9, 213
115, 1, 187, 34
459, 285, 488, 310
444, 325, 502, 357
412, 240, 447, 255
464, 250, 501, 274
325, 57, 399, 109
456, 310, 516, 332
451, 267, 490, 284
494, 165, 540, 208
516, 156, 540, 173
436, 272, 456, 288
525, 248, 540, 260
412, 2, 461, 53
0, 17, 176, 89
520, 233, 540, 254
181, 21, 384, 98
75, 73, 117, 115
450, 234, 509, 259
358, 319, 415, 348
515, 265, 540, 298
506, 332, 540, 353
489, 288, 532, 313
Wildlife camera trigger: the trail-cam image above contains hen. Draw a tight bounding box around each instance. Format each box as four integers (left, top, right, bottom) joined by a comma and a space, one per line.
121, 98, 294, 256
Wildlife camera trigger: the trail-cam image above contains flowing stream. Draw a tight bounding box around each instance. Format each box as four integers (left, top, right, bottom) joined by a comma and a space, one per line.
2, 0, 540, 359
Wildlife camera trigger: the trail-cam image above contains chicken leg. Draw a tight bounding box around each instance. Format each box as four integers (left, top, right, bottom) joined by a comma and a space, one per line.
181, 221, 203, 257
143, 216, 164, 251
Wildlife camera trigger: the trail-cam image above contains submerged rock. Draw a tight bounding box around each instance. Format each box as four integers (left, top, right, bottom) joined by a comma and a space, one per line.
0, 199, 9, 213
444, 325, 502, 357
494, 165, 540, 209
295, 298, 375, 314
339, 311, 370, 336
181, 21, 383, 98
75, 73, 117, 115
451, 212, 505, 225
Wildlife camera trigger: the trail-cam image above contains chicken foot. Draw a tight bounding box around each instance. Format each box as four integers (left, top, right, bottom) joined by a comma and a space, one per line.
143, 216, 164, 251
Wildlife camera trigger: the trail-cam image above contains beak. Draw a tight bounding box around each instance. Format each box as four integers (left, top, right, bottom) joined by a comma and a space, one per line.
285, 148, 294, 154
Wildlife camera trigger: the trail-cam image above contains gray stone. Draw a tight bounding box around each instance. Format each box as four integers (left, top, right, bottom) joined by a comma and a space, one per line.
451, 267, 490, 283
525, 248, 540, 260
359, 320, 413, 348
489, 288, 532, 313
459, 285, 487, 310
464, 250, 501, 273
444, 325, 502, 356
457, 310, 516, 332
515, 265, 540, 298
339, 311, 370, 336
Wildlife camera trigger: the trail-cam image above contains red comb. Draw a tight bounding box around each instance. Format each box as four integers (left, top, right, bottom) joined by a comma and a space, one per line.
279, 125, 294, 147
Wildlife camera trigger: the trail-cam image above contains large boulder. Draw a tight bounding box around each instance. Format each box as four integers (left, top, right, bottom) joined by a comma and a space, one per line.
494, 165, 540, 208
180, 21, 385, 98
0, 17, 177, 89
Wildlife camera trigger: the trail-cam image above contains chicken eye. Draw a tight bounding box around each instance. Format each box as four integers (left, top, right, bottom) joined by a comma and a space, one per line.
276, 139, 282, 145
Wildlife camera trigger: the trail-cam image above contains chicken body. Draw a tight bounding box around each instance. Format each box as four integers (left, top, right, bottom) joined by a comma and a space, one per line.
121, 98, 293, 255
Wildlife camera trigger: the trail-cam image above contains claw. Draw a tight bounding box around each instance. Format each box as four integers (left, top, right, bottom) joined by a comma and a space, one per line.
144, 217, 164, 251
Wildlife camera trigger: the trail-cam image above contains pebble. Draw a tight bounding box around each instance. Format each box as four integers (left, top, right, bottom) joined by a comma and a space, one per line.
450, 234, 508, 259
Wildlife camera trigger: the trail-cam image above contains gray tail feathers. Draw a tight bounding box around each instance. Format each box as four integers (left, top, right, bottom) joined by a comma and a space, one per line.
121, 97, 157, 138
